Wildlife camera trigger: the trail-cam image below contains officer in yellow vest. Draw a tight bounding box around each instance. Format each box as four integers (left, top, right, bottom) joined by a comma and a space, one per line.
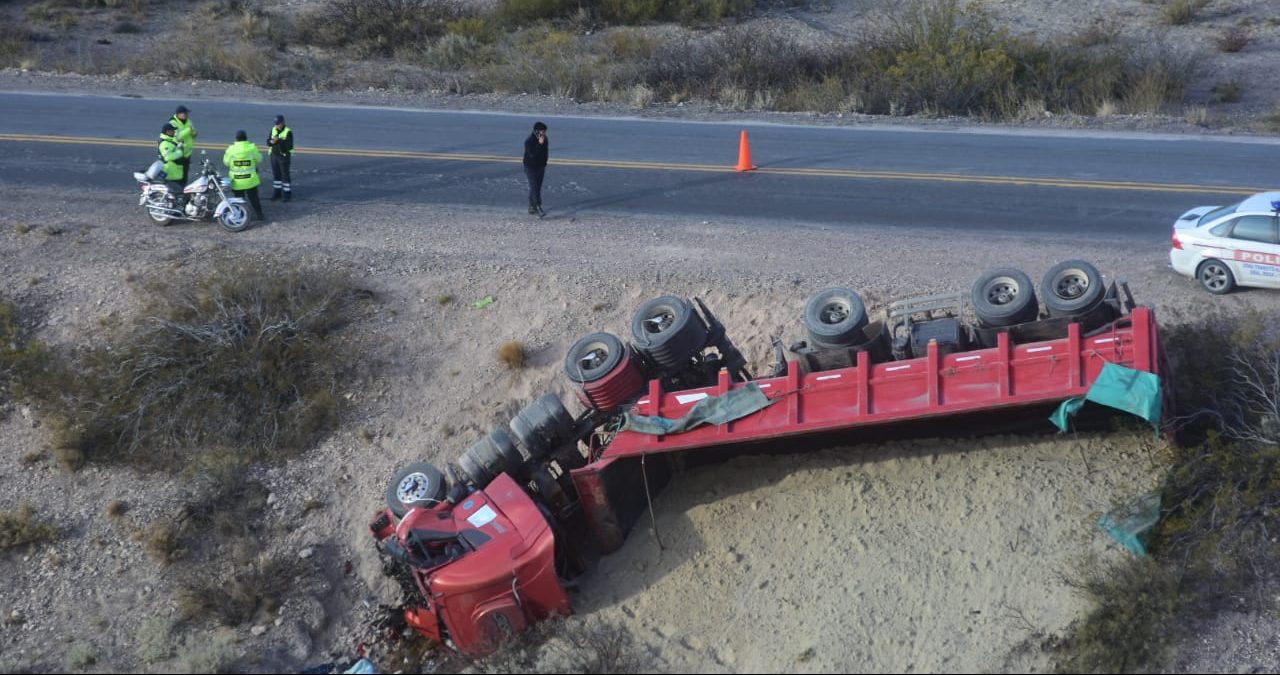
267, 114, 294, 202
168, 105, 198, 182
158, 122, 186, 200
222, 130, 266, 221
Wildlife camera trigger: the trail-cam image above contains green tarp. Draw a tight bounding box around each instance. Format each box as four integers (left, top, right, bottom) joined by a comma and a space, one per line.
1050, 362, 1162, 433
621, 382, 776, 436
1098, 492, 1162, 556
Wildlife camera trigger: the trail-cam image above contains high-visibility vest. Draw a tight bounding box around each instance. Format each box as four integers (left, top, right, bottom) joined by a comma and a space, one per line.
222, 141, 262, 190
169, 115, 197, 158
158, 134, 184, 181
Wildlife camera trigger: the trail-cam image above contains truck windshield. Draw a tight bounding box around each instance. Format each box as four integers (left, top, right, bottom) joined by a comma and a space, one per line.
1199, 201, 1242, 227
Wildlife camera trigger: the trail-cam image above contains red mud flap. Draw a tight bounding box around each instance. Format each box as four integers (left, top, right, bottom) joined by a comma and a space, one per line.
570, 455, 673, 554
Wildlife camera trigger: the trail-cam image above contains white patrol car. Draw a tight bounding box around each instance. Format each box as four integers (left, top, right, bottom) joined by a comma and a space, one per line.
1170, 191, 1280, 294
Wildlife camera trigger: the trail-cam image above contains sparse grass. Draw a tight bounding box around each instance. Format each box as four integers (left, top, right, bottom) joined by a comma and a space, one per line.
591, 302, 610, 312
498, 340, 526, 369
1211, 80, 1243, 103
14, 222, 32, 234
0, 505, 58, 550
1162, 0, 1210, 26
21, 259, 364, 471
112, 20, 142, 34
437, 294, 454, 305
0, 25, 32, 69
1184, 106, 1210, 125
1215, 25, 1251, 52
301, 499, 324, 514
176, 553, 299, 626
20, 450, 44, 465
298, 0, 466, 57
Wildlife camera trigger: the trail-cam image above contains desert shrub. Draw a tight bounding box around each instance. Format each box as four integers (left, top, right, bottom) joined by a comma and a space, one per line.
479, 26, 606, 99
299, 0, 469, 56
1261, 106, 1280, 133
1214, 25, 1250, 52
1163, 0, 1210, 26
174, 632, 238, 673
135, 615, 177, 664
0, 25, 33, 68
0, 295, 48, 408
599, 0, 754, 25
498, 341, 526, 369
23, 260, 363, 471
1211, 79, 1243, 103
176, 553, 299, 626
0, 505, 59, 550
1055, 557, 1188, 673
495, 0, 579, 25
1058, 309, 1280, 671
1070, 16, 1121, 47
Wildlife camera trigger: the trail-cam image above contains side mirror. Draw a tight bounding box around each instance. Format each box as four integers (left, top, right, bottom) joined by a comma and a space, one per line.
200, 150, 207, 156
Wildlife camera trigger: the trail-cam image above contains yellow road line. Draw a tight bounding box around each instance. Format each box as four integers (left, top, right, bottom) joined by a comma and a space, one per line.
0, 132, 1263, 195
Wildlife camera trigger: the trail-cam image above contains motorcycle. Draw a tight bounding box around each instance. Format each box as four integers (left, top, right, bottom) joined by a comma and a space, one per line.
133, 154, 250, 232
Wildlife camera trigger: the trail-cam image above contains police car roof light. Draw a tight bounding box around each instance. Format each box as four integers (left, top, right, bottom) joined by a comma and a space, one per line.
1271, 200, 1280, 213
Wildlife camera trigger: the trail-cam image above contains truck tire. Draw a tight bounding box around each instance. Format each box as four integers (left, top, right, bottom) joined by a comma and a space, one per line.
1041, 260, 1104, 318
386, 462, 448, 518
565, 332, 625, 383
971, 268, 1038, 328
630, 296, 707, 371
510, 394, 575, 460
803, 287, 868, 348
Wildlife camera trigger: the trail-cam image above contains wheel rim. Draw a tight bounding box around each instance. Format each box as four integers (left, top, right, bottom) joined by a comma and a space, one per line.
223, 206, 247, 229
148, 208, 169, 223
642, 309, 675, 334
396, 472, 433, 505
1200, 264, 1229, 291
1052, 269, 1090, 300
984, 276, 1021, 306
577, 342, 610, 373
820, 300, 850, 325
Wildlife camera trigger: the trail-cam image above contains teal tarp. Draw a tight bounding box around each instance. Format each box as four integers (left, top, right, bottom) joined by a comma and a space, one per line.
1050, 362, 1162, 433
621, 383, 776, 436
1098, 492, 1162, 556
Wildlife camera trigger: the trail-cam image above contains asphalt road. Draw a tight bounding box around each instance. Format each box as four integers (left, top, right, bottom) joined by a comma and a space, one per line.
1, 91, 1276, 237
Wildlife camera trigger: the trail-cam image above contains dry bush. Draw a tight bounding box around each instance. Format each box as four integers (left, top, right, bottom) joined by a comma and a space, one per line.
135, 615, 177, 665
176, 553, 299, 626
0, 505, 58, 550
174, 631, 238, 673
1214, 25, 1250, 52
498, 341, 526, 369
1058, 309, 1280, 672
442, 616, 649, 673
1211, 79, 1243, 103
0, 294, 49, 409
1070, 16, 1121, 47
106, 499, 128, 518
297, 0, 467, 57
1163, 0, 1210, 26
140, 519, 185, 564
0, 25, 33, 68
23, 260, 364, 471
1261, 106, 1280, 133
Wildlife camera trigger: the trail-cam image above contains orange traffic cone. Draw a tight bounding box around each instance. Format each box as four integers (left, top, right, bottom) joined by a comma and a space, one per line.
735, 130, 757, 172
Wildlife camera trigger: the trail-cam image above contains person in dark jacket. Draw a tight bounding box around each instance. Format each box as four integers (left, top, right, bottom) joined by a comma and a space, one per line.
522, 121, 549, 217
267, 114, 294, 201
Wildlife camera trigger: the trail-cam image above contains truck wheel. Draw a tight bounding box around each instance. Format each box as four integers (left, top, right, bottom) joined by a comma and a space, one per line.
1196, 259, 1236, 295
1041, 260, 1104, 317
510, 394, 574, 460
630, 296, 706, 371
386, 462, 448, 518
803, 287, 868, 348
971, 268, 1038, 327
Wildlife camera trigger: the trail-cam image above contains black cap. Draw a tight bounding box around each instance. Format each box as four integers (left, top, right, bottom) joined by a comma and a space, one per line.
533, 121, 547, 131
273, 114, 285, 125
162, 122, 176, 133
235, 130, 247, 141
175, 105, 189, 114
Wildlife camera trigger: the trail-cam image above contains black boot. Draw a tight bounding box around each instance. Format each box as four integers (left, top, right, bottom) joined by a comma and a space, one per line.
270, 189, 282, 201
282, 192, 291, 202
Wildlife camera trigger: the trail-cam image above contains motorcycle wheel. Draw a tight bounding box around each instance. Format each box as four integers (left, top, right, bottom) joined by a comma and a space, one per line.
147, 207, 172, 226
218, 203, 250, 232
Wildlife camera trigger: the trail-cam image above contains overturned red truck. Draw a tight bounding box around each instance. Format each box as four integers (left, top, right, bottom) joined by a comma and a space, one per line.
369, 260, 1171, 657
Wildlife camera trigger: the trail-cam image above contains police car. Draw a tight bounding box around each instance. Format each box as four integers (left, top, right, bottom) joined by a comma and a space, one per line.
1170, 191, 1280, 294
